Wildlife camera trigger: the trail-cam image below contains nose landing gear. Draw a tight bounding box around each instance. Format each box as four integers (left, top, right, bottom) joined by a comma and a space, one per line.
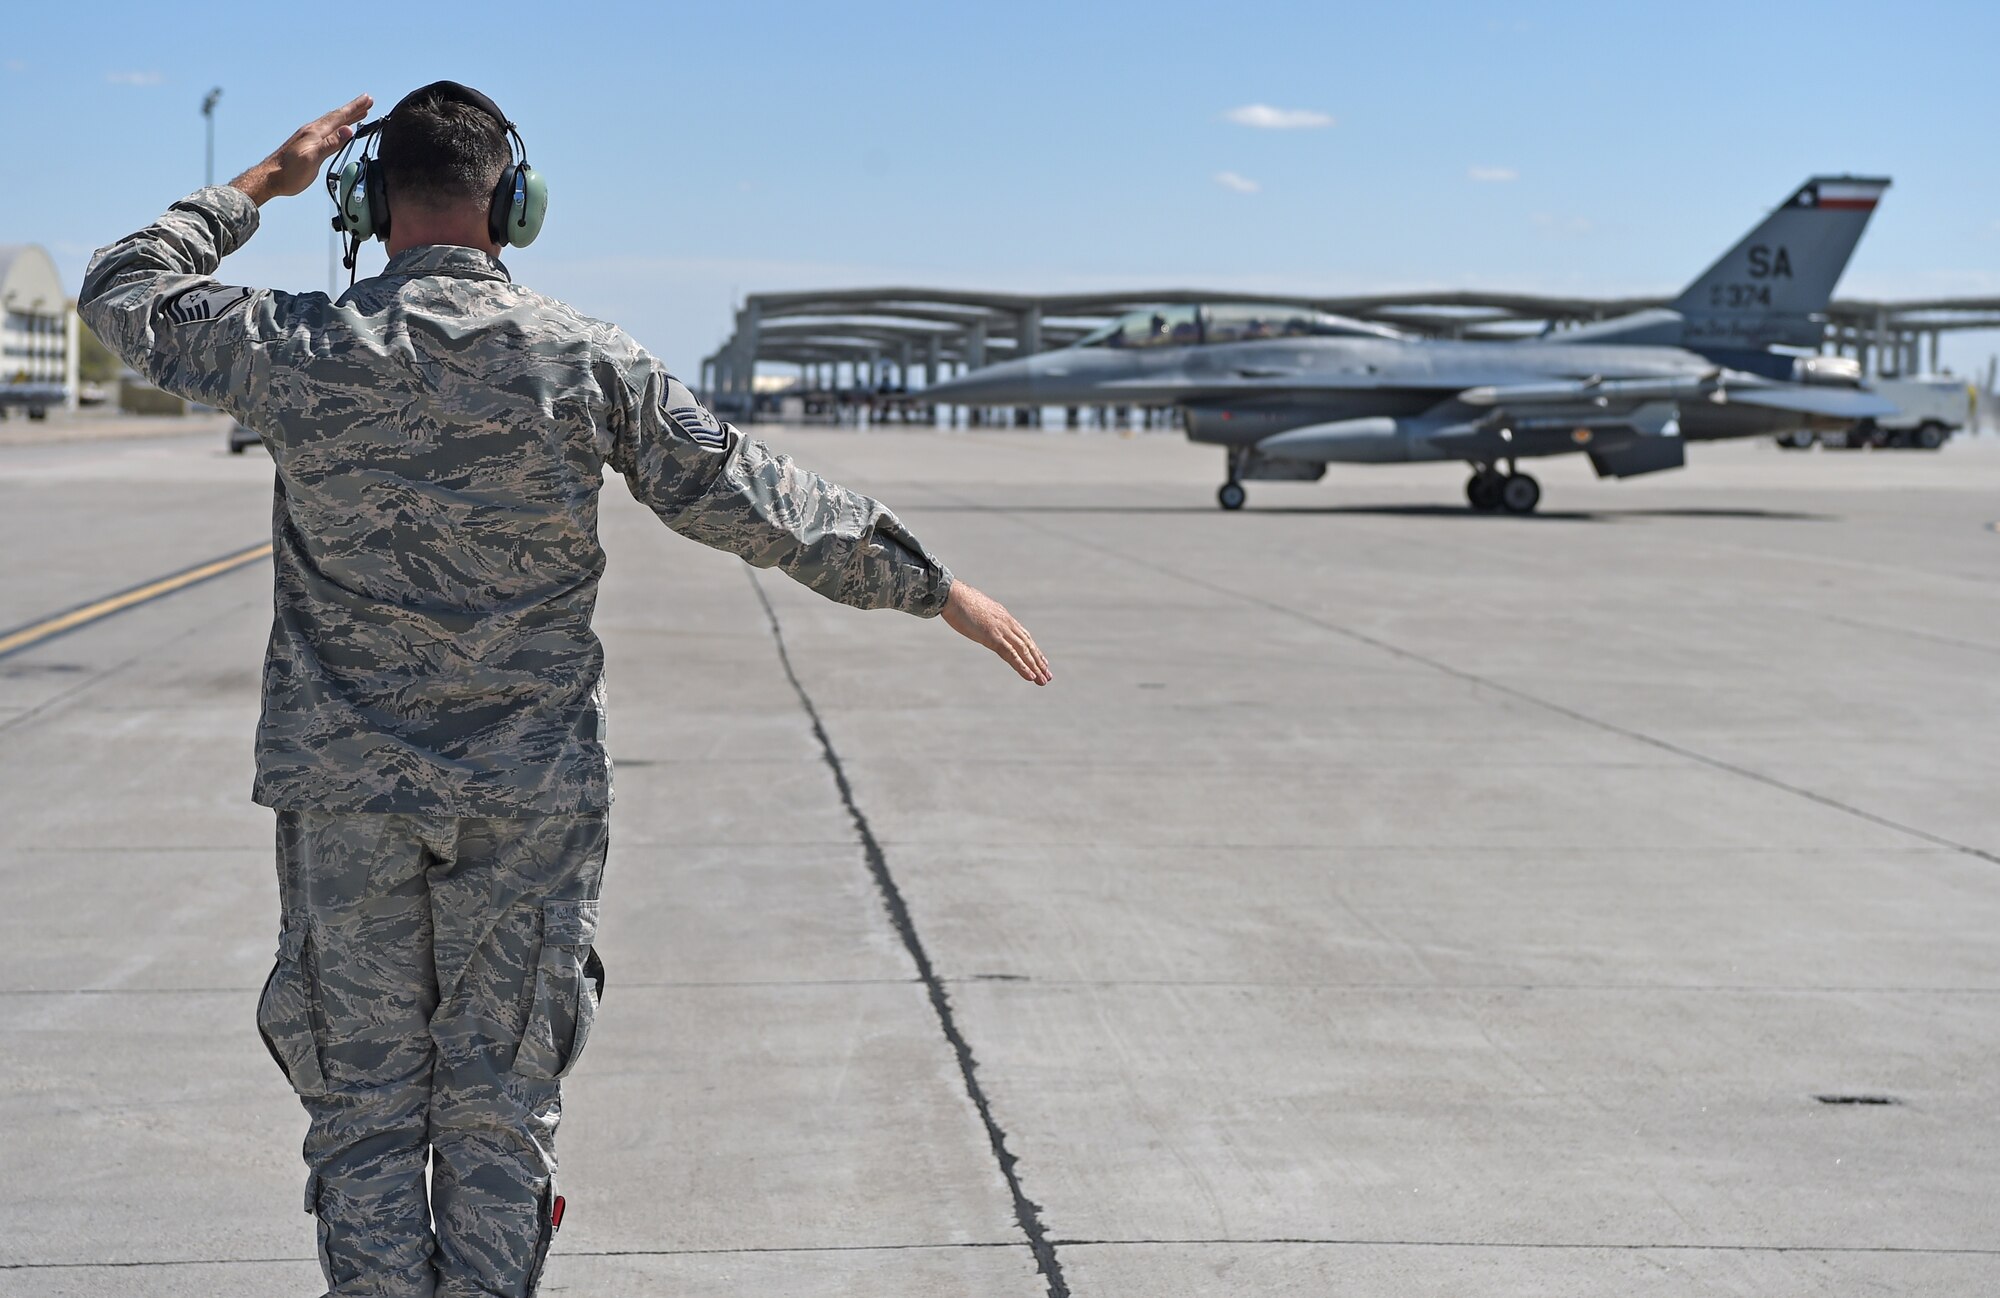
1465, 465, 1541, 514
1217, 480, 1247, 511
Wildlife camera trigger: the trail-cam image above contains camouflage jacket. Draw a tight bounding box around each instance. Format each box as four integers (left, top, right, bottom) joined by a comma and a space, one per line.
80, 186, 952, 816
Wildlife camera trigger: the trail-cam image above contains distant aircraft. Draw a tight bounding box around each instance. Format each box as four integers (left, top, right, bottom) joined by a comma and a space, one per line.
925, 176, 1894, 512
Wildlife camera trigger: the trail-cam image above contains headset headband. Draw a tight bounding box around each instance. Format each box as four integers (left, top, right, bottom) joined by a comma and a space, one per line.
355, 81, 526, 157
393, 80, 510, 129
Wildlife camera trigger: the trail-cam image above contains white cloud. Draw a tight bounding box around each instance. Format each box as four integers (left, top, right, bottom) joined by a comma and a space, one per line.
1468, 166, 1519, 183
105, 70, 163, 86
1223, 104, 1334, 130
1212, 171, 1261, 194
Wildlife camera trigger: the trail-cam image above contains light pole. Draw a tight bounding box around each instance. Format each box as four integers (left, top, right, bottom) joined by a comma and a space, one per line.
200, 87, 222, 185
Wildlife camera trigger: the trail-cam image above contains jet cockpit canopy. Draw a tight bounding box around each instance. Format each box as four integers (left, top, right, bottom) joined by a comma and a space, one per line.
1073, 303, 1406, 350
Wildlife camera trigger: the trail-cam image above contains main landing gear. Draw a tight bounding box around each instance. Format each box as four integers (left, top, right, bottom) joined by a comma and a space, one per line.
1465, 465, 1540, 514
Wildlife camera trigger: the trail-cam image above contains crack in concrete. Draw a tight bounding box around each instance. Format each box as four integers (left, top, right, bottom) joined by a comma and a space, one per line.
746, 569, 1070, 1298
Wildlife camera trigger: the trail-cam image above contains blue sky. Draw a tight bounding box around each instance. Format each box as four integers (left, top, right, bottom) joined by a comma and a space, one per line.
8, 0, 1998, 375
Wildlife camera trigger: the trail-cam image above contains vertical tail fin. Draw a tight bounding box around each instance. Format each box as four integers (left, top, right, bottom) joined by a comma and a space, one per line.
1673, 175, 1889, 351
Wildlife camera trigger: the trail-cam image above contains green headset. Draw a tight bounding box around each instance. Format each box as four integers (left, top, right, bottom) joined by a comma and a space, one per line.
324, 81, 547, 275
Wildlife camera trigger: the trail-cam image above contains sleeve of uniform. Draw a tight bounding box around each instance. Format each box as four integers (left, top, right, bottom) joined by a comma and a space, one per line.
77, 186, 318, 422
606, 356, 954, 618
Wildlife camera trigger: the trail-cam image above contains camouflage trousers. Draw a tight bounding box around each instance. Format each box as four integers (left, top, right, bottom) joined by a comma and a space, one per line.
257, 811, 609, 1298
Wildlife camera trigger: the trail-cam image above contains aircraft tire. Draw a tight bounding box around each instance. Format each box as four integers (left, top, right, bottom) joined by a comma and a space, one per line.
1217, 481, 1247, 511
1500, 472, 1541, 514
1465, 470, 1505, 512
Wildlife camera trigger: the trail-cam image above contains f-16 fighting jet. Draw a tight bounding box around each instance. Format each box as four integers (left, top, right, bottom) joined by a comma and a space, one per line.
924, 176, 1893, 512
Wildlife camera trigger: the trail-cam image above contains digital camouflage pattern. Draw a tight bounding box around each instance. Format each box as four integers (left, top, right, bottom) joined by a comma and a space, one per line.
263, 810, 608, 1297
80, 187, 953, 816
83, 183, 958, 1296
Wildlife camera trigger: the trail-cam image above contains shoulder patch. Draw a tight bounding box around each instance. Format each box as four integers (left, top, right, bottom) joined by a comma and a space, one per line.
164, 284, 253, 326
666, 403, 731, 452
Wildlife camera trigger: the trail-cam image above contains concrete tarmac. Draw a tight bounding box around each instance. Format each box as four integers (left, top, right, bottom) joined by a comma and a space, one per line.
2, 425, 1996, 1296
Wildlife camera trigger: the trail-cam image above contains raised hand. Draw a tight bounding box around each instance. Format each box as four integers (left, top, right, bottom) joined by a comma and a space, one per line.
941, 581, 1052, 686
229, 94, 375, 206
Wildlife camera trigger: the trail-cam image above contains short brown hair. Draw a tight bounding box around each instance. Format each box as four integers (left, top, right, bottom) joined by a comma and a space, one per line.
379, 89, 510, 210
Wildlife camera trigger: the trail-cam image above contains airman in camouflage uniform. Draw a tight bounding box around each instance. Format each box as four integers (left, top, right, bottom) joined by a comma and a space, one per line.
79, 90, 1049, 1298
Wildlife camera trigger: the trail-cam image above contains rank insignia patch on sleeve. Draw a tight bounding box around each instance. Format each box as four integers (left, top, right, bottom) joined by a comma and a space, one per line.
666, 404, 731, 452
164, 284, 253, 325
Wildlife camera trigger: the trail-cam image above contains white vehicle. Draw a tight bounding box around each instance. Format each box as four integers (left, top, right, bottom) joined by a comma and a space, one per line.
1778, 375, 1971, 451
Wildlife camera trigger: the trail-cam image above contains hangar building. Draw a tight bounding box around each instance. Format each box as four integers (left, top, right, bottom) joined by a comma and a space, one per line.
0, 244, 77, 417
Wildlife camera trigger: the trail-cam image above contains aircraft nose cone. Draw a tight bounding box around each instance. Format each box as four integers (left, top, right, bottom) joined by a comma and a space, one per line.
924, 358, 1038, 406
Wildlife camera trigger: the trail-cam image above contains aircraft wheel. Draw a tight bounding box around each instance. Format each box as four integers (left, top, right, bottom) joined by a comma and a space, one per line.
1465, 470, 1504, 512
1217, 480, 1247, 511
1500, 472, 1541, 514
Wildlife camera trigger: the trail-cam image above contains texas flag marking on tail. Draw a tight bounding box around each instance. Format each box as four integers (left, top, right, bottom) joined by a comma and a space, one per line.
1790, 178, 1888, 211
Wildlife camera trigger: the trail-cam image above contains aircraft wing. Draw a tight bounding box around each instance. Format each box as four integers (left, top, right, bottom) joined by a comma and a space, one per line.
1459, 372, 1896, 420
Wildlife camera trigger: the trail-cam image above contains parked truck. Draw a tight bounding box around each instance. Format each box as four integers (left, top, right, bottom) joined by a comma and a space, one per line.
0, 380, 66, 421
1777, 375, 1973, 451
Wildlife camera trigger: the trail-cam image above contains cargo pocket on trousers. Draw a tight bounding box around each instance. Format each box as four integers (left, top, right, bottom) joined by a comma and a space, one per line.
256, 926, 327, 1097
514, 899, 604, 1081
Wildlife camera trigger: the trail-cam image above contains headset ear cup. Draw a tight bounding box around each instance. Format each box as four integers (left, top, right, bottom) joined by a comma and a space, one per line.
336, 160, 374, 241
490, 164, 548, 249
364, 157, 391, 242
510, 165, 548, 248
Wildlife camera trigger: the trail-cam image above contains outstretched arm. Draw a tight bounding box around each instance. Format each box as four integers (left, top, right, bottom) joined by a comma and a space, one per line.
941, 580, 1052, 685
607, 364, 1050, 685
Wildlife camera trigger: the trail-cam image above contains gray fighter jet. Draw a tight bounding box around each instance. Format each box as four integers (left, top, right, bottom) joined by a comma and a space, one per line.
925, 176, 1893, 511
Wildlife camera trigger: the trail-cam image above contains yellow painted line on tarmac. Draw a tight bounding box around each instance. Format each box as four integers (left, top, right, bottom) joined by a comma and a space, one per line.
0, 541, 272, 660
